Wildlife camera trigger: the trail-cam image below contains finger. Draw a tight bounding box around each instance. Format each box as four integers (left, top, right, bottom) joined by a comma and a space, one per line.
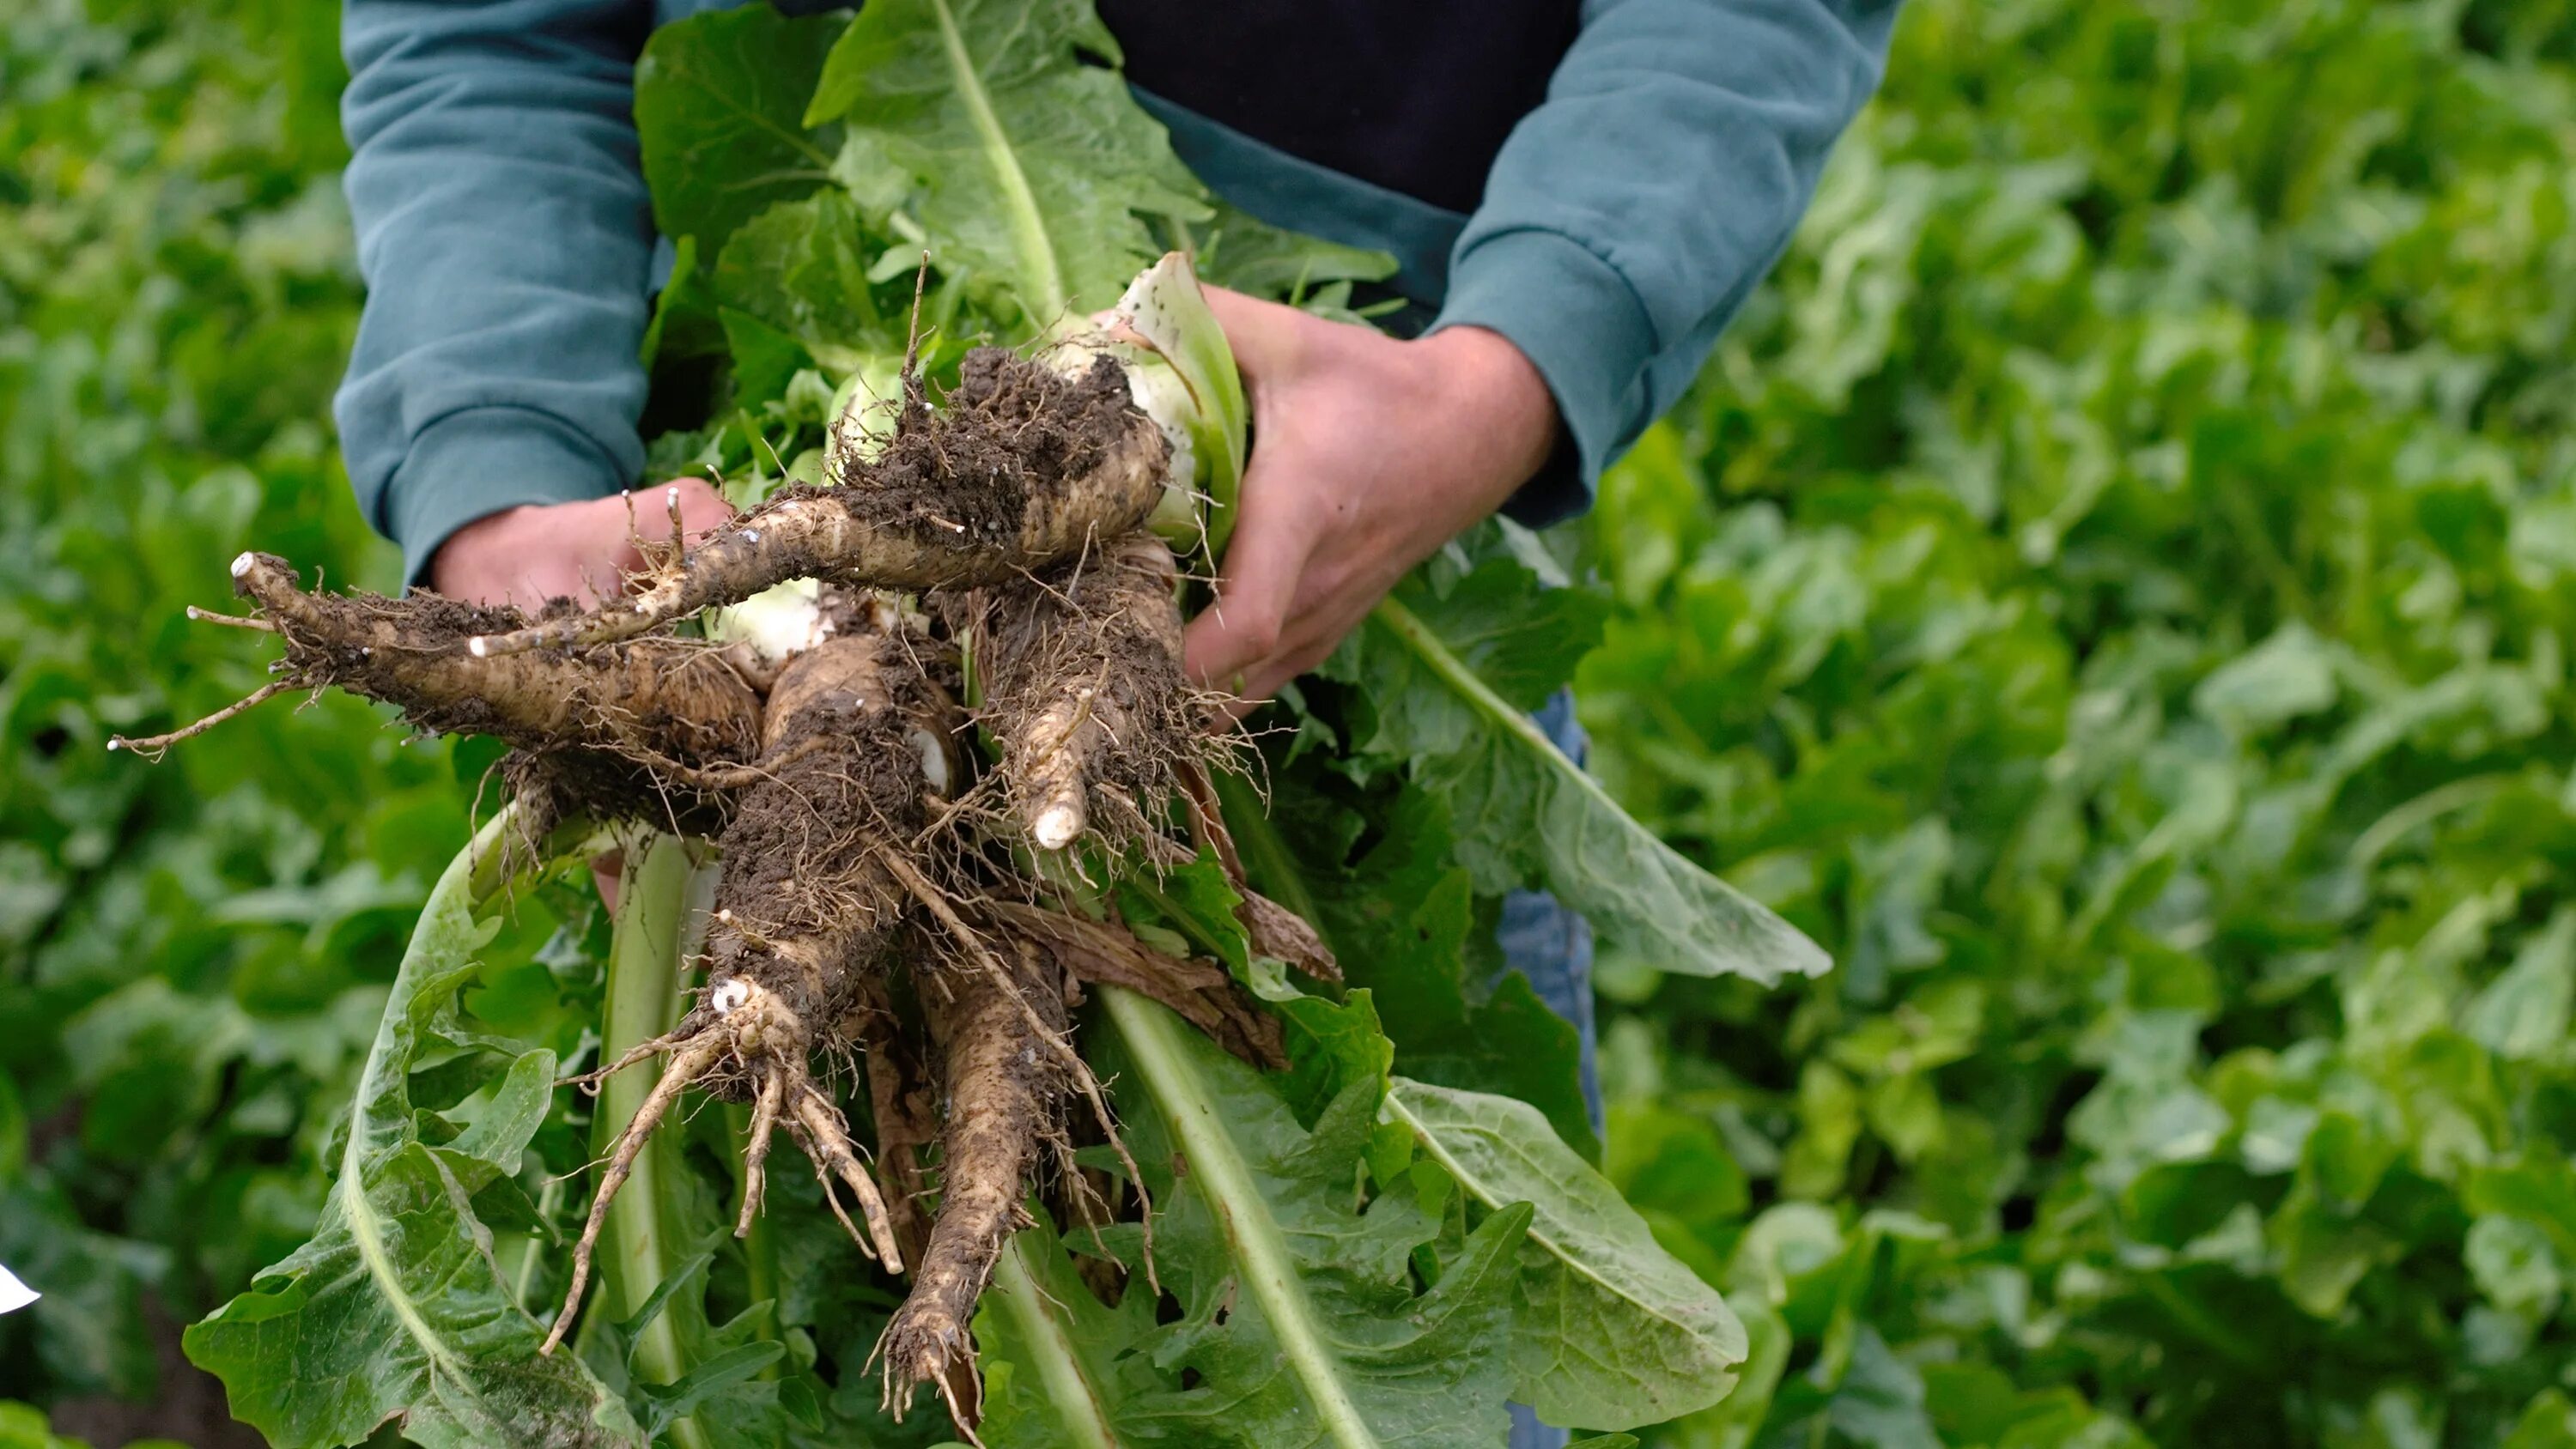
1201, 286, 1303, 384
1239, 604, 1358, 705
1183, 476, 1316, 693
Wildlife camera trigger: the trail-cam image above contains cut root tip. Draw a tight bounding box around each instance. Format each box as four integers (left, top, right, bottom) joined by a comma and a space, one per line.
229, 551, 255, 579
1031, 802, 1084, 852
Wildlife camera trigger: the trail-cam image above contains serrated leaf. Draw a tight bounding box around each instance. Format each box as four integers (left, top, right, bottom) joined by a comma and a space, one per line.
185, 814, 640, 1448
1383, 1077, 1747, 1429
636, 7, 844, 253
970, 1220, 1149, 1449
1334, 552, 1829, 985
1093, 987, 1525, 1447
803, 0, 1210, 324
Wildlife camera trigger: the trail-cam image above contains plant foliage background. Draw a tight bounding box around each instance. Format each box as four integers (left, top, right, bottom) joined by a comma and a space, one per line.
11, 0, 2576, 1444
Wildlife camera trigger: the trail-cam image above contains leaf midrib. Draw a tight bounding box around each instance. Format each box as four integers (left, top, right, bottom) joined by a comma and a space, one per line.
927, 0, 1067, 319
1103, 987, 1381, 1449
993, 1239, 1121, 1449
1382, 1082, 1715, 1347
1367, 595, 1831, 979
337, 810, 523, 1387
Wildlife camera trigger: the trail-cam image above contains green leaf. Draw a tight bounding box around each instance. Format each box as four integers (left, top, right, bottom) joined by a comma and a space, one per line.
1382, 1078, 1748, 1429
803, 0, 1211, 323
1292, 785, 1598, 1161
2506, 1390, 2576, 1449
718, 307, 814, 413
971, 1220, 1148, 1449
185, 812, 641, 1448
641, 235, 715, 370
1095, 987, 1525, 1448
1338, 555, 1829, 985
2464, 906, 2576, 1061
713, 190, 899, 373
636, 6, 844, 253
1190, 202, 1398, 309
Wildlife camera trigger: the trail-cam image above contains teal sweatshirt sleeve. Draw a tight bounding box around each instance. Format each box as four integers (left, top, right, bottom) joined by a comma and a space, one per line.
337, 0, 659, 585
1434, 0, 1899, 524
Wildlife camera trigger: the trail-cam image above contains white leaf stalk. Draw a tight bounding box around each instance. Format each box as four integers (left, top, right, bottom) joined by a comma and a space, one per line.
711, 578, 833, 664
0, 1263, 37, 1314
1045, 252, 1249, 563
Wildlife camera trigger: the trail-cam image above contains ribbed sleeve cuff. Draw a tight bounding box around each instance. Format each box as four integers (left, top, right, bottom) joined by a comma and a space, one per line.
1431, 227, 1657, 528
386, 406, 629, 589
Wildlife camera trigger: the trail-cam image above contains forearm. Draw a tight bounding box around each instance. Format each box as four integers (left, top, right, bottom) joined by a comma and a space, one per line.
1433, 0, 1900, 522
337, 0, 659, 585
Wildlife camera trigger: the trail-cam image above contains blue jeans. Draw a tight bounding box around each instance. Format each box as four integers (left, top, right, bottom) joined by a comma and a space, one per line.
1492, 691, 1599, 1449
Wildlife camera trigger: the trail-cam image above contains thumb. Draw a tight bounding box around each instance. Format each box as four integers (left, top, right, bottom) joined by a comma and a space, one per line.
1200, 285, 1305, 385
1182, 449, 1315, 693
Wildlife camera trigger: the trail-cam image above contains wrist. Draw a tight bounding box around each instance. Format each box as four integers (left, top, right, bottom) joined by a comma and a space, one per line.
1415, 324, 1560, 497
428, 506, 519, 596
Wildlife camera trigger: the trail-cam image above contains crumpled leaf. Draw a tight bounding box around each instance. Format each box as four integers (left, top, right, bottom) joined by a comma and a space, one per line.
185, 815, 640, 1448
1120, 823, 1591, 1154
1383, 1077, 1748, 1429
714, 190, 902, 374
804, 0, 1210, 323
1284, 780, 1599, 1161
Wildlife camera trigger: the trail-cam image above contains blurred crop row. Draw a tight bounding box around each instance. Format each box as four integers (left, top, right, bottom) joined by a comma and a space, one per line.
15, 0, 2576, 1445
1, 0, 488, 1430
1586, 2, 2576, 1445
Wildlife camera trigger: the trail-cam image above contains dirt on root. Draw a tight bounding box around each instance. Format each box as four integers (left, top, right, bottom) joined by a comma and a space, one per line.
813, 348, 1149, 550
957, 531, 1201, 844
706, 631, 951, 1024
233, 555, 765, 830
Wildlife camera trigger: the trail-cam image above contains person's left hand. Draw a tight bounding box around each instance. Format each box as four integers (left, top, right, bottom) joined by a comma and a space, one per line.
1182, 288, 1560, 703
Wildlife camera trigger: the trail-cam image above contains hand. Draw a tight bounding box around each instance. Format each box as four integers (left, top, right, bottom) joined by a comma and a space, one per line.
428, 478, 736, 609
1182, 288, 1559, 703
428, 479, 735, 911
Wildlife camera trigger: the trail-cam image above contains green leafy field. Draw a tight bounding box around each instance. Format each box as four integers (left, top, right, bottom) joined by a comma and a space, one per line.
10, 0, 2576, 1445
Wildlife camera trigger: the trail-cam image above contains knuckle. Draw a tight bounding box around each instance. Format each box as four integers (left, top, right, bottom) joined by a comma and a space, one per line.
1235, 614, 1283, 660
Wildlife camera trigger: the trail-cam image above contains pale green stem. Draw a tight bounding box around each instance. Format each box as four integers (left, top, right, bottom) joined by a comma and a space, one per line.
989, 1238, 1119, 1449
1101, 986, 1380, 1449
595, 833, 721, 1449
1370, 596, 1593, 787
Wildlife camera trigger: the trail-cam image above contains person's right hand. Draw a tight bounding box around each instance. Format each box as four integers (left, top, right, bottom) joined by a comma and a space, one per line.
428, 478, 735, 609
428, 478, 737, 909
